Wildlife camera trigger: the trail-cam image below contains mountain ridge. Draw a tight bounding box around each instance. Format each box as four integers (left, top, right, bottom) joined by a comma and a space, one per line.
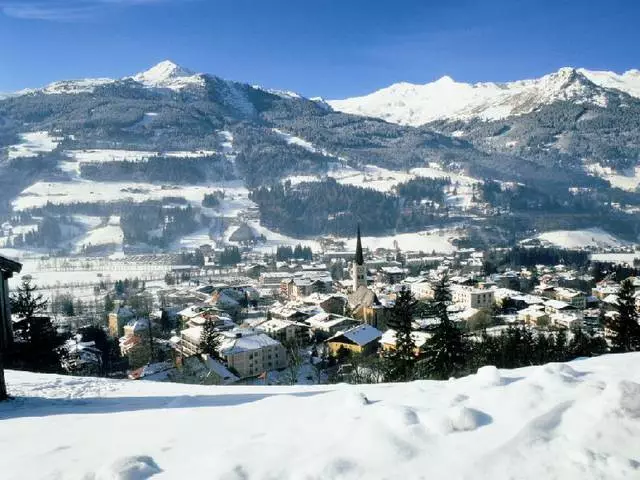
329, 67, 640, 125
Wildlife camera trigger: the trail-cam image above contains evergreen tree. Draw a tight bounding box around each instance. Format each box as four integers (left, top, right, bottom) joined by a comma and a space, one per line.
10, 277, 47, 320
200, 319, 221, 358
383, 287, 417, 381
104, 294, 115, 316
9, 278, 65, 373
419, 276, 469, 379
160, 309, 172, 333
608, 279, 640, 352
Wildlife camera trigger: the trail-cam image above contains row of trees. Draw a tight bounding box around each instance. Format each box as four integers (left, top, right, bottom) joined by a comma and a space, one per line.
276, 244, 313, 261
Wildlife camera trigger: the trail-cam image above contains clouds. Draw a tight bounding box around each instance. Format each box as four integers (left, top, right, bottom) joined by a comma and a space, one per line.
0, 0, 188, 21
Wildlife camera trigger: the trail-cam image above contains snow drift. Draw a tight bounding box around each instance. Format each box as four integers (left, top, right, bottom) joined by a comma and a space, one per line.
1, 353, 639, 479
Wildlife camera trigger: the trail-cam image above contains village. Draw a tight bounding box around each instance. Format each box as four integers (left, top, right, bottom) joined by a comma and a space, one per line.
2, 224, 635, 388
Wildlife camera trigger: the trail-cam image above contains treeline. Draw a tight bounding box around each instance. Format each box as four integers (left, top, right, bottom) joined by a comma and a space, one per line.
276, 244, 313, 261
250, 179, 398, 236
484, 246, 590, 273
9, 216, 62, 249
219, 246, 241, 266
79, 156, 235, 184
121, 204, 199, 247
395, 177, 451, 204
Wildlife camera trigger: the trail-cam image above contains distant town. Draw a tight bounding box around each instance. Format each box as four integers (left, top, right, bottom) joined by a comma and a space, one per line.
2, 225, 640, 391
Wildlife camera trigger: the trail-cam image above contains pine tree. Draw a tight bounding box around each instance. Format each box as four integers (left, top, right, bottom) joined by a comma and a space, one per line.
383, 287, 417, 382
608, 279, 640, 352
160, 309, 172, 333
419, 276, 469, 379
200, 319, 221, 358
10, 277, 47, 320
8, 278, 65, 373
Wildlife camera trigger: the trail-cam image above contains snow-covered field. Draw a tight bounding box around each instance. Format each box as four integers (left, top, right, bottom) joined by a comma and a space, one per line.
585, 163, 640, 192
73, 216, 124, 253
5, 131, 61, 160
12, 180, 251, 212
2, 353, 639, 479
534, 228, 628, 249
284, 162, 480, 212
343, 228, 459, 254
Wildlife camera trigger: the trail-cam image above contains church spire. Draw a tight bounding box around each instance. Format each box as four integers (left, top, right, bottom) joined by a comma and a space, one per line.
355, 225, 364, 266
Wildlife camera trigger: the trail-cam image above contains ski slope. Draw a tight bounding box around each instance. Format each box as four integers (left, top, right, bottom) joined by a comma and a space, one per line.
1, 353, 639, 479
534, 228, 628, 249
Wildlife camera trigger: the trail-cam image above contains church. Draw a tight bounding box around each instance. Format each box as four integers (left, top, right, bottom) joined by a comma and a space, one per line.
347, 226, 390, 330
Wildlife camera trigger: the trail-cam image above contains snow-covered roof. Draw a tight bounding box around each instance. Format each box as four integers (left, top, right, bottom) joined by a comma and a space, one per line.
219, 330, 282, 355
329, 324, 382, 346
380, 329, 431, 348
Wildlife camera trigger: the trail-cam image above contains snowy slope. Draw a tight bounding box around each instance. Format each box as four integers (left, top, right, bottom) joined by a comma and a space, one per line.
2, 353, 640, 479
329, 67, 636, 126
15, 60, 206, 96
533, 228, 628, 249
579, 68, 640, 99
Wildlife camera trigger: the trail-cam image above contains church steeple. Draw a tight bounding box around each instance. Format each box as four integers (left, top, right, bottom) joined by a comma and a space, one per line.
355, 225, 364, 266
352, 225, 367, 291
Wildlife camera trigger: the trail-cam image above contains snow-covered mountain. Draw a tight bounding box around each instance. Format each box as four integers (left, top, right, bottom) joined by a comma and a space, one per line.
129, 60, 206, 91
329, 67, 640, 126
2, 353, 640, 479
16, 60, 207, 96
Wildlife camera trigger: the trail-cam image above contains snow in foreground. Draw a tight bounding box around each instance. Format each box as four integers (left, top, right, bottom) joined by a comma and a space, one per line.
2, 353, 640, 479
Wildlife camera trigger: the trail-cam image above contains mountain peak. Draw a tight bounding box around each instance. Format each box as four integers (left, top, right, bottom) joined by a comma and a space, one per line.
434, 75, 455, 84
130, 60, 204, 91
133, 60, 194, 83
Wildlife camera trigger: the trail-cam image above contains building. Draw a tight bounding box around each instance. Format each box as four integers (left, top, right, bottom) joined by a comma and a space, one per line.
0, 255, 22, 401
553, 288, 587, 310
377, 266, 405, 285
281, 276, 332, 300
108, 305, 135, 337
348, 285, 390, 330
379, 329, 431, 356
306, 312, 359, 338
352, 226, 367, 292
452, 286, 495, 310
218, 330, 287, 378
326, 324, 383, 356
257, 318, 310, 344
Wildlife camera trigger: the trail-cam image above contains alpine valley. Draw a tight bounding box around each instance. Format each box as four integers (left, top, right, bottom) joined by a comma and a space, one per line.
2, 61, 640, 255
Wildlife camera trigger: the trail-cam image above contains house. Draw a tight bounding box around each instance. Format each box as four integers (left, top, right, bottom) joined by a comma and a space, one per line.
108, 305, 135, 337
280, 275, 332, 300
257, 318, 310, 345
553, 287, 587, 310
377, 266, 405, 285
0, 255, 22, 400
379, 329, 431, 356
305, 312, 359, 338
551, 313, 583, 329
301, 293, 348, 315
544, 299, 578, 315
326, 324, 383, 356
171, 354, 239, 385
408, 278, 435, 300
452, 286, 495, 310
218, 329, 287, 378
517, 305, 550, 326
260, 272, 294, 292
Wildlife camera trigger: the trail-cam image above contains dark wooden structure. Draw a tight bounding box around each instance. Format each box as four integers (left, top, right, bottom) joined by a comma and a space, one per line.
0, 255, 22, 400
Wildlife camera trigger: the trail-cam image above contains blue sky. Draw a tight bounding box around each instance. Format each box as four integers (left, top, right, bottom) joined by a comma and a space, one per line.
0, 0, 638, 98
